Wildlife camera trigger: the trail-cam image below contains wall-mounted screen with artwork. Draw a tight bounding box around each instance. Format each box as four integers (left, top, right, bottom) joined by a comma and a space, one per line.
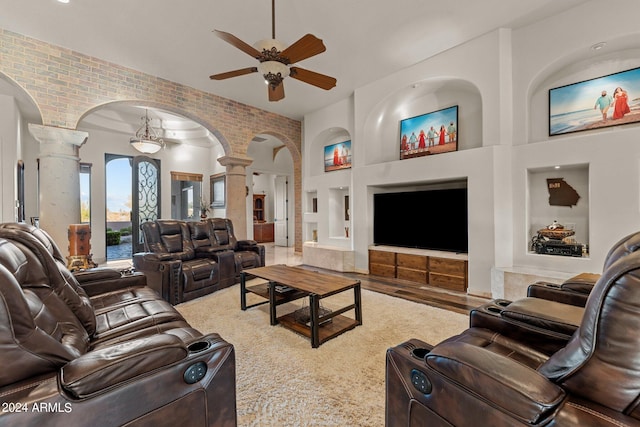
400, 105, 458, 160
324, 140, 352, 172
549, 66, 640, 136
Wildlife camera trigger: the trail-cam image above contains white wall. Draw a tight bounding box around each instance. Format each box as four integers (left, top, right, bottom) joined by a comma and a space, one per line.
303, 0, 640, 298
510, 0, 640, 275
305, 30, 508, 296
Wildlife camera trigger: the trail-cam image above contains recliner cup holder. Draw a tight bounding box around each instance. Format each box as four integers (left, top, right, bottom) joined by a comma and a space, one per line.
486, 306, 503, 314
411, 348, 430, 360
187, 341, 211, 353
495, 300, 511, 307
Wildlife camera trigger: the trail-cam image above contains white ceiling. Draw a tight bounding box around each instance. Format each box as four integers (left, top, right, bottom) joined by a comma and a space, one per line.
0, 0, 591, 122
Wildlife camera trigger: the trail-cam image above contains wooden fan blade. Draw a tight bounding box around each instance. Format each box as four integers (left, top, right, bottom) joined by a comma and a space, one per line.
289, 67, 336, 90
268, 83, 285, 102
279, 34, 326, 64
210, 67, 258, 80
213, 30, 263, 59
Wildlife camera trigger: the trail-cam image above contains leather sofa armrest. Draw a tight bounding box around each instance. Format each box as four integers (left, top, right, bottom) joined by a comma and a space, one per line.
499, 298, 583, 336
527, 282, 589, 307
74, 267, 122, 283
133, 252, 178, 269
561, 272, 599, 293
237, 241, 265, 266
133, 254, 183, 304
61, 334, 187, 399
237, 240, 258, 249
74, 268, 147, 297
426, 341, 565, 424
194, 246, 226, 258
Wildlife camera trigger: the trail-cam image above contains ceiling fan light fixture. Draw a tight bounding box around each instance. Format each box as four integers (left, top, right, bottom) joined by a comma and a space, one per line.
130, 109, 165, 154
254, 38, 286, 58
258, 60, 289, 85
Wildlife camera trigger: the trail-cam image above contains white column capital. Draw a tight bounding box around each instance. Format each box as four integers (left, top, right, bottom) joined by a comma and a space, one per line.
217, 155, 253, 169
28, 124, 88, 147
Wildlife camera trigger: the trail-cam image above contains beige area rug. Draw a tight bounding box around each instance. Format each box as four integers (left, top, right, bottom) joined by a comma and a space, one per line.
176, 281, 469, 427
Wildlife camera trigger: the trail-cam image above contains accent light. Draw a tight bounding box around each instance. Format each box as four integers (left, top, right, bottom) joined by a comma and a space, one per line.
130, 109, 164, 154
254, 39, 289, 86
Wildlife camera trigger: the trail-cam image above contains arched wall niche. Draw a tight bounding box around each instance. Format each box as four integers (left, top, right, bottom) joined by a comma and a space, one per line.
527, 33, 640, 143
309, 127, 351, 177
361, 77, 482, 166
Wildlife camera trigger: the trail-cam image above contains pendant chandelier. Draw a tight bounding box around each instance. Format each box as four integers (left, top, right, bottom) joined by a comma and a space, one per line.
130, 109, 164, 154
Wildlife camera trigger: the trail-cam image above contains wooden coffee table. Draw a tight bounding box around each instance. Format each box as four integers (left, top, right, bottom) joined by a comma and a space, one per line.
240, 265, 362, 348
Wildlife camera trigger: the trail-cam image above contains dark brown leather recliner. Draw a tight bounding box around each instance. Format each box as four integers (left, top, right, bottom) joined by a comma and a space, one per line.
0, 223, 236, 426
134, 219, 264, 304
469, 231, 640, 356
386, 249, 640, 426
527, 231, 640, 307
134, 220, 223, 304
206, 218, 265, 278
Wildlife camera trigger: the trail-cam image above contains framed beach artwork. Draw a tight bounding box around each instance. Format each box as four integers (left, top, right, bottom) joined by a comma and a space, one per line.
549, 66, 640, 136
400, 105, 458, 160
324, 140, 352, 172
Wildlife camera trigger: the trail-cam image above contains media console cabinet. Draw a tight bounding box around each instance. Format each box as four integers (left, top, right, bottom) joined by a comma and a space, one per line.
368, 246, 468, 292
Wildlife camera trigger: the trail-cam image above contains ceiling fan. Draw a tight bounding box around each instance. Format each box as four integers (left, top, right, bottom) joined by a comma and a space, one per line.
209, 0, 337, 102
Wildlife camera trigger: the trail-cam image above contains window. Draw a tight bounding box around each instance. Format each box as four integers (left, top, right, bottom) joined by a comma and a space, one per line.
210, 173, 226, 208
80, 163, 92, 223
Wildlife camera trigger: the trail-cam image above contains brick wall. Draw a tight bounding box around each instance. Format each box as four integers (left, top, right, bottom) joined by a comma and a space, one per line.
0, 27, 303, 250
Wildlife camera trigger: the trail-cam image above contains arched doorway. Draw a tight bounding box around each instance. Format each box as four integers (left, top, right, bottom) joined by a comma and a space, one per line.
76, 103, 226, 263
247, 134, 294, 247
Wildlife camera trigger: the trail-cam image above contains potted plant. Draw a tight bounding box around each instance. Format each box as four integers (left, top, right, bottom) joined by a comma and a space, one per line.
200, 198, 211, 219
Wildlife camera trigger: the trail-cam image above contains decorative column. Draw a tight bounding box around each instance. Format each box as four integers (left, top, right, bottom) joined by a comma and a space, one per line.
218, 155, 253, 240
28, 124, 88, 257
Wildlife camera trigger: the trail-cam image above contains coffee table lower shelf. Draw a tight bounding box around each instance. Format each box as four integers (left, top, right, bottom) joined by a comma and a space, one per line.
242, 282, 308, 308
277, 312, 361, 347
240, 266, 362, 348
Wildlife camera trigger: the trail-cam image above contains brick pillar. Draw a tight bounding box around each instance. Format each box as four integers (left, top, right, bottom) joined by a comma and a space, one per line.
28, 124, 88, 256
218, 155, 253, 240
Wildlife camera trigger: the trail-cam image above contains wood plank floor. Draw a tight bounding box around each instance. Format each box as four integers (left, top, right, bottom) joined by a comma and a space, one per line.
298, 265, 490, 315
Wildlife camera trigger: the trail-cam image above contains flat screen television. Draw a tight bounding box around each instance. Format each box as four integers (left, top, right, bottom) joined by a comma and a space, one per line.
373, 188, 468, 253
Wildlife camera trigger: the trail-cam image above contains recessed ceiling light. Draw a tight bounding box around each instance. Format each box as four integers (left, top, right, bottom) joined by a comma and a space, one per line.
591, 42, 606, 51
554, 165, 561, 169
57, 0, 70, 3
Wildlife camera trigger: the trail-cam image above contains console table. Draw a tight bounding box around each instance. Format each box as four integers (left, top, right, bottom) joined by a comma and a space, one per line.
369, 246, 468, 292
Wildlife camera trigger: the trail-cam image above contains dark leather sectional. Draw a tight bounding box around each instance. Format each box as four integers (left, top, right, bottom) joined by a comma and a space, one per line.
386, 231, 640, 426
0, 222, 236, 426
134, 218, 265, 304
